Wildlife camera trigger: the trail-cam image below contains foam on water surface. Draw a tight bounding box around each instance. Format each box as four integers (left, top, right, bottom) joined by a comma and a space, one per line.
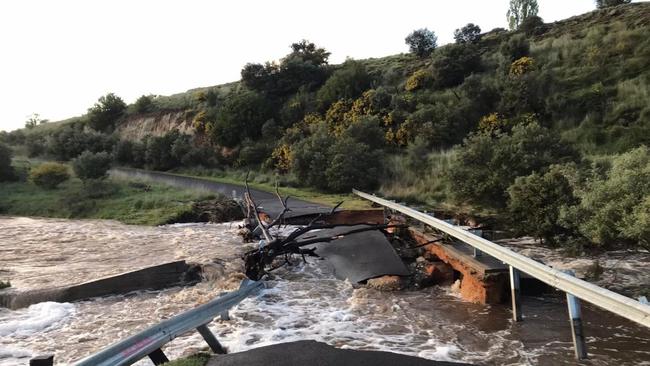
1, 217, 649, 366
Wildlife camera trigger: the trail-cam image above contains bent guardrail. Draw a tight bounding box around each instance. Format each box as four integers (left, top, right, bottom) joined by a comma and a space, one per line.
73, 279, 263, 366
353, 189, 650, 359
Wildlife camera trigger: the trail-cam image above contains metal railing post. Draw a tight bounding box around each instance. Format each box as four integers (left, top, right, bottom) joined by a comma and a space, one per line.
29, 355, 54, 366
509, 266, 523, 322
197, 324, 227, 354
147, 349, 169, 365
565, 270, 588, 360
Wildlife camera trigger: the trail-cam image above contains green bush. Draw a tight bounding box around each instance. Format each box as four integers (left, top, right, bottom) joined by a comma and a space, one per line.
500, 34, 530, 62
0, 143, 15, 182
325, 137, 383, 193
577, 146, 650, 248
30, 163, 70, 189
448, 122, 578, 208
73, 151, 112, 181
316, 60, 372, 109
431, 44, 482, 88
507, 165, 579, 244
211, 91, 273, 147
596, 0, 631, 9
0, 280, 10, 290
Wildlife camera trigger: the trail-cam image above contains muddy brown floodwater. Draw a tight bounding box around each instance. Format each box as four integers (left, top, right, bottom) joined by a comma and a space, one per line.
0, 216, 649, 366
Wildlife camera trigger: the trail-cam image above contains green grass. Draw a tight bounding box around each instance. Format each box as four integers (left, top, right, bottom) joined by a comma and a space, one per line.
170, 167, 373, 210
0, 177, 214, 225
164, 353, 211, 366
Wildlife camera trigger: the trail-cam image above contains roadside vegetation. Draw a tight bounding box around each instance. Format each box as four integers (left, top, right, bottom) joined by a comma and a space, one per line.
0, 159, 217, 225
2, 1, 648, 252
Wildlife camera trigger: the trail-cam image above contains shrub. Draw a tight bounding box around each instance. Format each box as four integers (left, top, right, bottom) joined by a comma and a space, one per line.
0, 143, 15, 182
405, 28, 438, 57
500, 34, 530, 62
431, 44, 482, 88
454, 23, 482, 44
0, 280, 10, 290
211, 91, 273, 147
316, 60, 372, 109
73, 151, 112, 181
509, 56, 535, 76
507, 166, 579, 244
292, 125, 334, 190
577, 146, 650, 248
595, 0, 631, 9
30, 163, 70, 189
325, 138, 383, 192
405, 69, 434, 91
448, 122, 578, 208
133, 95, 155, 114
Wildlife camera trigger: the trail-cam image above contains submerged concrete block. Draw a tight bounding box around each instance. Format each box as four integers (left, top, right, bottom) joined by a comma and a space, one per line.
0, 261, 201, 309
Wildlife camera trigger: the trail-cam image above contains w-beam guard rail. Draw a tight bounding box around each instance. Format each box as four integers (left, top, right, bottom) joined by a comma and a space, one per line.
353, 189, 650, 329
73, 279, 264, 366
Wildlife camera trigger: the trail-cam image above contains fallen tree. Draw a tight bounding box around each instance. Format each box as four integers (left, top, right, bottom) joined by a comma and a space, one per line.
240, 175, 404, 280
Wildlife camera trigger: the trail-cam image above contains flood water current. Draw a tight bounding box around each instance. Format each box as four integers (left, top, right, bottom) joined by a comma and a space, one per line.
0, 216, 649, 365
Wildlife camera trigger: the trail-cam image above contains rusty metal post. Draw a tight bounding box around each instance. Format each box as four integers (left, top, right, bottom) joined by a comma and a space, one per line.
565, 270, 588, 360
30, 355, 54, 366
509, 266, 523, 322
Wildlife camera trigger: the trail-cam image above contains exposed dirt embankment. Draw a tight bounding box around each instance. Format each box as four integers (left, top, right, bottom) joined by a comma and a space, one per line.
116, 110, 195, 141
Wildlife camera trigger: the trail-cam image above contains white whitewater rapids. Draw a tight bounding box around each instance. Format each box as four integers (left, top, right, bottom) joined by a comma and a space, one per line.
0, 217, 649, 366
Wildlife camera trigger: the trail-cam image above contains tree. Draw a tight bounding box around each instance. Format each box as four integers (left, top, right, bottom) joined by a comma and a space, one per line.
0, 143, 15, 181
595, 0, 631, 9
405, 28, 438, 57
507, 0, 539, 30
133, 95, 155, 113
25, 113, 42, 129
87, 93, 127, 132
211, 91, 273, 147
454, 23, 482, 44
72, 151, 112, 181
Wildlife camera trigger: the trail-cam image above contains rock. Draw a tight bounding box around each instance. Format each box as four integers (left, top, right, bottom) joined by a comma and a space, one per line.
366, 275, 406, 291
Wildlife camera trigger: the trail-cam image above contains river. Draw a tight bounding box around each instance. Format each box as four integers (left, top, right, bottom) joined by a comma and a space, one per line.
0, 216, 649, 365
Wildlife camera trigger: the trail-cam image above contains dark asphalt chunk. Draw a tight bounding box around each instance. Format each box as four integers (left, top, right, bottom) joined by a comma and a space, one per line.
300, 225, 410, 283
206, 340, 471, 366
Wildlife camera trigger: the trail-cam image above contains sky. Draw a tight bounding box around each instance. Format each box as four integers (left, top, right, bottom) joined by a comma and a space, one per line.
0, 0, 612, 132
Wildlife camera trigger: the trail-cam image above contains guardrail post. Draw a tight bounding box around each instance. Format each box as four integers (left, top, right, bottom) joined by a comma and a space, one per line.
148, 348, 169, 365
509, 266, 523, 322
469, 229, 483, 257
220, 311, 230, 321
30, 355, 54, 366
565, 270, 588, 360
197, 324, 227, 354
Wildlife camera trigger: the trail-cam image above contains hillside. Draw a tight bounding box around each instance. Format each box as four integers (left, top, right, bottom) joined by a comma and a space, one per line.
2, 2, 650, 252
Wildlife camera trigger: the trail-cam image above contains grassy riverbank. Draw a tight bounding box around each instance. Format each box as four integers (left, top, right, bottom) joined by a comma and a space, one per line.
169, 167, 373, 210
0, 177, 215, 225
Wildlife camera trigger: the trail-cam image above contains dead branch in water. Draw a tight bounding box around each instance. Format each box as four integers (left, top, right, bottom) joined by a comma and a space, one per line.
239, 176, 406, 280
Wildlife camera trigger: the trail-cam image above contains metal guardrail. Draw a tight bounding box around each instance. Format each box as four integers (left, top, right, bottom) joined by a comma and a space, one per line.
72, 279, 264, 366
353, 190, 650, 329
